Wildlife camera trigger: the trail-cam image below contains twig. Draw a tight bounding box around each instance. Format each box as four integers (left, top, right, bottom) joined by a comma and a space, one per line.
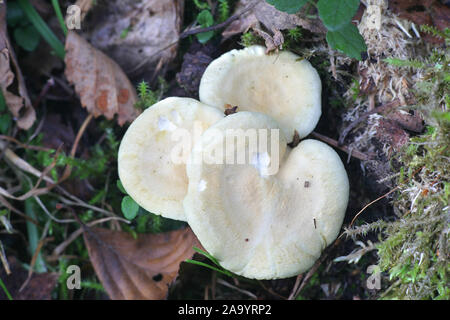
344, 165, 425, 231
0, 135, 54, 152
348, 186, 400, 229
310, 131, 375, 161
0, 195, 38, 225
33, 78, 54, 109
258, 281, 287, 300
288, 274, 303, 300
179, 1, 257, 39
0, 143, 55, 184
217, 278, 258, 300
60, 113, 93, 182
129, 0, 259, 74
0, 241, 10, 275
19, 219, 53, 293
48, 216, 130, 260
33, 196, 75, 224
0, 145, 63, 201
292, 238, 342, 299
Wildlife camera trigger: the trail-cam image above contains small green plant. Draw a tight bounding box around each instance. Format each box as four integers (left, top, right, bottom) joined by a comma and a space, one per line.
134, 79, 167, 110
240, 31, 260, 47
193, 0, 231, 44
7, 1, 41, 52
196, 9, 215, 43
0, 92, 12, 134
16, 0, 65, 59
346, 28, 449, 299
266, 0, 367, 60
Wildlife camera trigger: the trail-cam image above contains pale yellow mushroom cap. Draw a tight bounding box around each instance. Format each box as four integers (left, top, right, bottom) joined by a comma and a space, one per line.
118, 97, 224, 221
184, 112, 349, 279
199, 45, 322, 141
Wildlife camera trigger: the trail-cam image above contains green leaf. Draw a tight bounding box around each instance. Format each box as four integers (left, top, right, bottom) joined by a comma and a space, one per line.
196, 10, 214, 44
121, 196, 139, 220
0, 91, 6, 112
326, 22, 367, 60
14, 25, 40, 52
185, 259, 233, 277
0, 277, 13, 300
193, 246, 221, 267
266, 0, 308, 14
17, 0, 65, 59
6, 1, 25, 27
317, 0, 360, 31
116, 180, 127, 194
0, 114, 12, 134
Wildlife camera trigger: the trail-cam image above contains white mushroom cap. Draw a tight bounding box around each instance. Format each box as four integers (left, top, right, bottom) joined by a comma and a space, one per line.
184, 112, 348, 279
199, 45, 322, 141
118, 97, 224, 221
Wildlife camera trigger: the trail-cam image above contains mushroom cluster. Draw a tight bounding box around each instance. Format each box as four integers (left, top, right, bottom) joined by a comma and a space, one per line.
118, 46, 349, 280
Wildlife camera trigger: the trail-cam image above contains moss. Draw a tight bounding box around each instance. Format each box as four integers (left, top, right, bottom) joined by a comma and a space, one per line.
346, 27, 449, 300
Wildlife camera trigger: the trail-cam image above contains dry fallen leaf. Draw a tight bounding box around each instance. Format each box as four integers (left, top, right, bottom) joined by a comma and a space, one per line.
86, 0, 183, 76
64, 31, 139, 126
0, 256, 58, 300
83, 227, 199, 300
0, 2, 36, 130
223, 0, 326, 51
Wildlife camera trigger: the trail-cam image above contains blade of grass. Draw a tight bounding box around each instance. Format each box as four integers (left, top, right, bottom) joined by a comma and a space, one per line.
0, 277, 13, 300
185, 259, 233, 277
0, 91, 6, 112
17, 0, 65, 59
51, 0, 68, 36
25, 199, 46, 273
193, 246, 221, 267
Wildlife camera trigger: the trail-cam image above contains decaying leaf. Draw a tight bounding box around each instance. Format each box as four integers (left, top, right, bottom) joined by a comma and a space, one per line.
0, 256, 58, 300
175, 42, 215, 96
64, 31, 139, 126
74, 0, 94, 21
223, 0, 326, 51
83, 227, 199, 300
86, 0, 183, 75
0, 2, 36, 130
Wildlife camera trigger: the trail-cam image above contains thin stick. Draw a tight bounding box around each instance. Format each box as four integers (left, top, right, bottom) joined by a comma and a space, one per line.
348, 186, 400, 228
217, 278, 258, 300
288, 274, 303, 300
48, 216, 130, 260
60, 113, 93, 182
0, 241, 11, 275
0, 135, 54, 152
310, 131, 374, 161
129, 0, 259, 74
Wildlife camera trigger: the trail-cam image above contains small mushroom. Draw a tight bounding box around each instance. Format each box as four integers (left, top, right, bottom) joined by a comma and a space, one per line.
184, 112, 349, 279
199, 45, 322, 141
118, 97, 224, 221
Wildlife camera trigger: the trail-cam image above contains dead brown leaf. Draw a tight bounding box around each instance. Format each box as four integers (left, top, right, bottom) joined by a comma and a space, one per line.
0, 256, 58, 300
75, 0, 94, 21
175, 42, 215, 96
0, 2, 36, 130
64, 31, 139, 126
83, 227, 199, 300
223, 0, 326, 51
86, 0, 184, 75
